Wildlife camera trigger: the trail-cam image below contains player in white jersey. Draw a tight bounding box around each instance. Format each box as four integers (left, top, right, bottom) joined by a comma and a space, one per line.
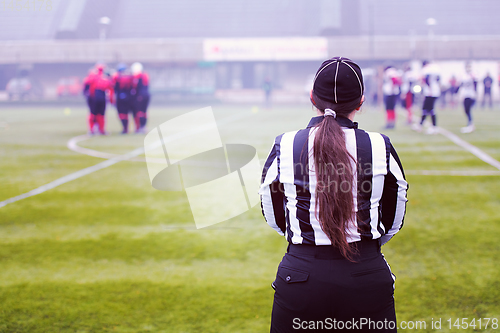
412, 61, 441, 134
458, 63, 477, 133
400, 64, 417, 124
382, 66, 401, 129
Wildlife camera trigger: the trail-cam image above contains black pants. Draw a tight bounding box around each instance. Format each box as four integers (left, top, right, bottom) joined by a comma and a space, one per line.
384, 95, 397, 110
422, 96, 437, 116
116, 97, 132, 113
270, 240, 397, 332
464, 98, 475, 125
482, 91, 492, 107
91, 91, 106, 116
135, 94, 150, 112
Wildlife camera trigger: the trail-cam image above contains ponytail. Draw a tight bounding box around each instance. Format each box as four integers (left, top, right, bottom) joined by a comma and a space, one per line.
311, 91, 359, 261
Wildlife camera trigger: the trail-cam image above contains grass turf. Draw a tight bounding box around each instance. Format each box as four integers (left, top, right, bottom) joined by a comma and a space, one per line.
1, 103, 500, 332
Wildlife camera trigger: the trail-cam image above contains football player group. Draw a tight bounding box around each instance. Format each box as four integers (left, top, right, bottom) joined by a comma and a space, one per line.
83, 62, 150, 135
382, 60, 483, 134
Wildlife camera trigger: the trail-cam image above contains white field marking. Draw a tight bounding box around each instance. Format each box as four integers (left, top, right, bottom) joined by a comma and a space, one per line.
67, 111, 255, 163
67, 134, 152, 162
1, 111, 257, 208
438, 127, 500, 171
405, 170, 500, 176
0, 145, 148, 208
67, 134, 123, 159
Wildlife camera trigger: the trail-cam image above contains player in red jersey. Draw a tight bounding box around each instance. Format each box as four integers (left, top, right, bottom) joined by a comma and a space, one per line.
401, 64, 416, 124
83, 64, 114, 135
83, 68, 97, 134
112, 63, 134, 134
131, 62, 151, 134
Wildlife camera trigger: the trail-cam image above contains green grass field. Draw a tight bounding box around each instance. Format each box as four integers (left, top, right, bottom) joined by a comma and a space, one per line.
1, 102, 500, 332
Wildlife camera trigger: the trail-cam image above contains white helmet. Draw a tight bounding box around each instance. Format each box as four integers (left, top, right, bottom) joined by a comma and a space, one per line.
131, 62, 143, 74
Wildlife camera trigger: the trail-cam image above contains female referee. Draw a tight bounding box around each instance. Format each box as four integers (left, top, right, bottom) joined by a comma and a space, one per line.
260, 57, 408, 332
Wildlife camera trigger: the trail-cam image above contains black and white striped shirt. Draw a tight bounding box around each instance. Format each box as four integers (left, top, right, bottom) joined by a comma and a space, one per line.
259, 116, 408, 246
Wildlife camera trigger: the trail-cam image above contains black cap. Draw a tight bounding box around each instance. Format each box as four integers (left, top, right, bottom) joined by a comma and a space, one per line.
312, 57, 364, 104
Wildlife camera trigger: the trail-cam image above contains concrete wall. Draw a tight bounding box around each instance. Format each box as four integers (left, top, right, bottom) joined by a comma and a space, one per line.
1, 36, 500, 65
0, 39, 203, 65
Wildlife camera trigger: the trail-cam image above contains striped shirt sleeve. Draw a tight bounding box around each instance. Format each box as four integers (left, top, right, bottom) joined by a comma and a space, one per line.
379, 138, 408, 246
259, 135, 286, 235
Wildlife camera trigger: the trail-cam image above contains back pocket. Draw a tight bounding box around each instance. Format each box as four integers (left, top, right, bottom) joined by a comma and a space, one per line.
273, 265, 311, 312
277, 266, 309, 284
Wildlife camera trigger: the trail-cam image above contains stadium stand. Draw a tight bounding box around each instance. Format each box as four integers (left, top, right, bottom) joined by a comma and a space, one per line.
2, 0, 500, 41
358, 0, 500, 36
1, 0, 499, 101
110, 0, 321, 38
54, 0, 90, 39
0, 0, 64, 40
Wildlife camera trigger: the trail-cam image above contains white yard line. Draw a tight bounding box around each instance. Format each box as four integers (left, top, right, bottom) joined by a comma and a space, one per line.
438, 127, 500, 171
1, 110, 256, 209
67, 111, 256, 162
67, 135, 154, 162
0, 146, 146, 208
67, 134, 125, 159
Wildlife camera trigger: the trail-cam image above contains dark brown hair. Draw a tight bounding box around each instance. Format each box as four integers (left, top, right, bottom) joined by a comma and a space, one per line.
310, 90, 362, 261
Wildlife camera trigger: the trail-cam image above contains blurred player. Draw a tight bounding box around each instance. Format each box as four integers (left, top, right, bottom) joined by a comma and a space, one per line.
112, 63, 134, 134
83, 64, 114, 135
382, 65, 401, 129
83, 67, 97, 134
400, 64, 416, 124
262, 77, 272, 109
131, 62, 150, 134
449, 75, 459, 108
458, 63, 477, 133
482, 72, 493, 109
412, 60, 441, 134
